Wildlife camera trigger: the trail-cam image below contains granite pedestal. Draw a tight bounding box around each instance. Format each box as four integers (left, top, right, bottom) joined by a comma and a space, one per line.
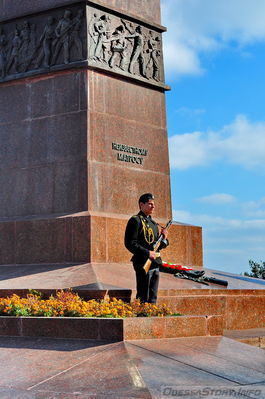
0, 0, 202, 268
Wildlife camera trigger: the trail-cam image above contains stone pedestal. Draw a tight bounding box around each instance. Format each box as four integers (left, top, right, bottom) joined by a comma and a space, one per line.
0, 0, 202, 267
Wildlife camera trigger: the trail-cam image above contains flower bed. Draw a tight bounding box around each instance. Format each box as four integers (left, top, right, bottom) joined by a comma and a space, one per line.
0, 290, 173, 318
0, 291, 224, 340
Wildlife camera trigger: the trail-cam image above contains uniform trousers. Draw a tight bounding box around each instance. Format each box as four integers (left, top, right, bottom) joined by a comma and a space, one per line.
133, 265, 159, 304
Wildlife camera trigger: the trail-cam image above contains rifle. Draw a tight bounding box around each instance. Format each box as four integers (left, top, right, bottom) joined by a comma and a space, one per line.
174, 271, 228, 286
143, 219, 172, 274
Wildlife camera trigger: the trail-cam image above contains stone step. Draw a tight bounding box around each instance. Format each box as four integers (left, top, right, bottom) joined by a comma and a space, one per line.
224, 328, 265, 349
0, 314, 224, 341
156, 289, 265, 331
157, 294, 226, 316
0, 287, 264, 331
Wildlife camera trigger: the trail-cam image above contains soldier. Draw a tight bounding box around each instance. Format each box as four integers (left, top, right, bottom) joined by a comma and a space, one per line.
124, 193, 169, 304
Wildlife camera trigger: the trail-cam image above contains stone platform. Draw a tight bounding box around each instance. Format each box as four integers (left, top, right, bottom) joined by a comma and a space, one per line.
0, 262, 264, 291
0, 336, 264, 399
0, 264, 264, 397
0, 263, 264, 334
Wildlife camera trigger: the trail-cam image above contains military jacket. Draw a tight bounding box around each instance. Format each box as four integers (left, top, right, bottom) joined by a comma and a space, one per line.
124, 211, 168, 268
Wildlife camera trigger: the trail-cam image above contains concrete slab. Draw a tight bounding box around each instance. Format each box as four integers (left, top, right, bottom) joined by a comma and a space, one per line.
0, 336, 264, 398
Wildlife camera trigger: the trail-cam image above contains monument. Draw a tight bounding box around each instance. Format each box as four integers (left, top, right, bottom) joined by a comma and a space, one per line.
0, 0, 264, 354
0, 0, 202, 270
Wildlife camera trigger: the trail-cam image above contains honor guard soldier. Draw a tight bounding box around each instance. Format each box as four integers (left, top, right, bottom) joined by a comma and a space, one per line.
124, 193, 169, 303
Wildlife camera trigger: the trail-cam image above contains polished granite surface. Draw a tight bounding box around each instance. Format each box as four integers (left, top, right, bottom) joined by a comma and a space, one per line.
0, 263, 264, 291
0, 264, 264, 398
0, 336, 264, 398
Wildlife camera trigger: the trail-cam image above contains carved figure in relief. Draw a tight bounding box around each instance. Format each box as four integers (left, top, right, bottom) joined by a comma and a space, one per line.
109, 25, 128, 70
94, 14, 111, 63
70, 9, 84, 60
29, 23, 37, 59
22, 23, 37, 71
146, 30, 161, 81
6, 29, 21, 74
51, 10, 73, 64
101, 17, 112, 63
122, 20, 146, 77
0, 27, 7, 78
19, 21, 31, 70
34, 16, 55, 68
88, 12, 100, 59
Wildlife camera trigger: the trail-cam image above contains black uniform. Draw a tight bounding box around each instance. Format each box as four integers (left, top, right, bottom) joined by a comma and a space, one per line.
124, 211, 168, 303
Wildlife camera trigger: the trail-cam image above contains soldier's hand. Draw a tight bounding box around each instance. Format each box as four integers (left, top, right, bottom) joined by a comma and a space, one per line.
161, 228, 168, 239
149, 251, 156, 260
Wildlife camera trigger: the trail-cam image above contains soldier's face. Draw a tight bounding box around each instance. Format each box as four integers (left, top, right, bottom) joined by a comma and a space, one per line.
140, 200, 155, 216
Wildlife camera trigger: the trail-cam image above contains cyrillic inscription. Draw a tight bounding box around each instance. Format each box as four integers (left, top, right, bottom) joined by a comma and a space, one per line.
112, 142, 148, 165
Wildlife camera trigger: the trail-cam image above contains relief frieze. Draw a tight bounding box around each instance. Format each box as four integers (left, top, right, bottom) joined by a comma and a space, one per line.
0, 2, 166, 89
87, 6, 164, 84
0, 5, 86, 80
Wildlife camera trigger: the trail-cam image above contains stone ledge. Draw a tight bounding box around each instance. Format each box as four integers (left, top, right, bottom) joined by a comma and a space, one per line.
224, 328, 265, 349
124, 314, 224, 340
0, 216, 202, 265
0, 314, 224, 341
236, 337, 265, 349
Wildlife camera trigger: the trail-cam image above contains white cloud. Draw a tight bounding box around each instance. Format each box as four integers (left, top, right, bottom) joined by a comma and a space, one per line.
169, 114, 265, 170
161, 0, 265, 78
173, 209, 234, 227
173, 210, 194, 223
169, 131, 211, 169
197, 193, 237, 205
172, 207, 265, 273
163, 40, 203, 77
242, 197, 265, 217
173, 208, 265, 231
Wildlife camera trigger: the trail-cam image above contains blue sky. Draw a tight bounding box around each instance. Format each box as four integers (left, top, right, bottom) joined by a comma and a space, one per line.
161, 0, 265, 275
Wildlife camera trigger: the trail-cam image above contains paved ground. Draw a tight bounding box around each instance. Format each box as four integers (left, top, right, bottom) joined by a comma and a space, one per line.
0, 336, 264, 399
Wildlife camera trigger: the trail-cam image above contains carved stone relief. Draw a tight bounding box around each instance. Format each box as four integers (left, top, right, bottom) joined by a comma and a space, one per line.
87, 6, 164, 84
0, 27, 7, 79
0, 3, 165, 87
0, 5, 86, 80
